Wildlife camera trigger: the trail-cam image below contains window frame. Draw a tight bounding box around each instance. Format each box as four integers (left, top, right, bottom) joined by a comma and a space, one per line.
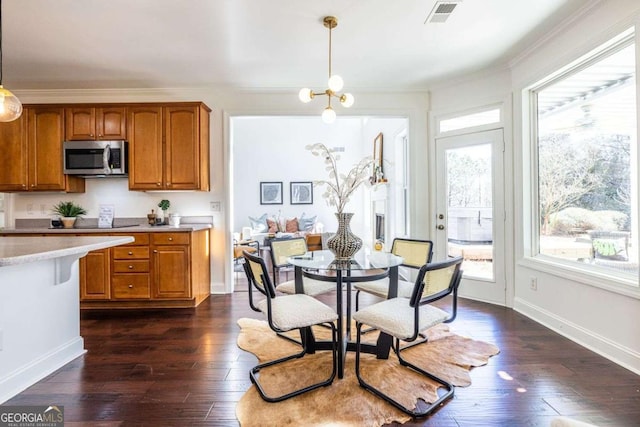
522, 27, 640, 296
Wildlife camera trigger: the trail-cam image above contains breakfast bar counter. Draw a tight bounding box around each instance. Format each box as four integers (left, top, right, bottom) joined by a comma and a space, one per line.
0, 235, 134, 404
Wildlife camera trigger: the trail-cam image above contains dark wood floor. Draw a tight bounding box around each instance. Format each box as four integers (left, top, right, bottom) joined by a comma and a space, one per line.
4, 274, 640, 426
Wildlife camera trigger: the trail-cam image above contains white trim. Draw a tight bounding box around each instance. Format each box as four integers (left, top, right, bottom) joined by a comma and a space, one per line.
514, 297, 640, 375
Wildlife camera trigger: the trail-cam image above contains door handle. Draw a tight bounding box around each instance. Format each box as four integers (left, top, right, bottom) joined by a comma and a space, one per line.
437, 224, 445, 230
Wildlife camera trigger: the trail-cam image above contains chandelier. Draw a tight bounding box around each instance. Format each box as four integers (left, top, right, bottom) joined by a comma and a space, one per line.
0, 0, 22, 122
298, 16, 354, 124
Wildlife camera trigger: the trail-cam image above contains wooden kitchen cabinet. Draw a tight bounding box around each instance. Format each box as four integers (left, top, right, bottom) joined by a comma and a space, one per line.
128, 102, 210, 191
0, 114, 27, 191
111, 233, 151, 300
77, 229, 210, 309
152, 232, 190, 299
65, 106, 127, 141
79, 248, 111, 300
0, 106, 84, 192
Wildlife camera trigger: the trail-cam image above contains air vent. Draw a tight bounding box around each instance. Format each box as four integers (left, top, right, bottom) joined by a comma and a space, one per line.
425, 1, 461, 23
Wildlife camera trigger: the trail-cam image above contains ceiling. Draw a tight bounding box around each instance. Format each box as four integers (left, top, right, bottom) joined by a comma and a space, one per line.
3, 0, 591, 91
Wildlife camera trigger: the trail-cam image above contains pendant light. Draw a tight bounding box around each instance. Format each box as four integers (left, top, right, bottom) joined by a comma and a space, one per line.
0, 0, 22, 122
299, 16, 354, 124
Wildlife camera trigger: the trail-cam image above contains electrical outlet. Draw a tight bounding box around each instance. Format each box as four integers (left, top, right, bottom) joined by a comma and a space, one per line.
210, 201, 221, 212
529, 277, 538, 291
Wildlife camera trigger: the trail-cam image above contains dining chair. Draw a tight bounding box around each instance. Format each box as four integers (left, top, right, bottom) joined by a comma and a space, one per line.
352, 256, 463, 417
354, 238, 433, 310
242, 250, 338, 402
269, 237, 335, 296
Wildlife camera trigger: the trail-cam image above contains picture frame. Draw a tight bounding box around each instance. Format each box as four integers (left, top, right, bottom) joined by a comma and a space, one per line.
290, 181, 313, 205
260, 182, 283, 205
372, 132, 384, 183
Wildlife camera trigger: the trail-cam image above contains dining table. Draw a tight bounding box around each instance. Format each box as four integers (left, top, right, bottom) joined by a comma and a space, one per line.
288, 249, 404, 378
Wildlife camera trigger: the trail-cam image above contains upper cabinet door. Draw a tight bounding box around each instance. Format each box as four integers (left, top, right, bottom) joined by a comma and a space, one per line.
65, 107, 96, 140
164, 106, 200, 190
164, 103, 210, 191
66, 106, 126, 140
128, 106, 164, 190
28, 107, 70, 191
0, 114, 28, 191
96, 106, 127, 140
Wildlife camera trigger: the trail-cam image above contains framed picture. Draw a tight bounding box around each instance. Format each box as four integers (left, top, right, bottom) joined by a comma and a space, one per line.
290, 181, 313, 205
372, 132, 384, 183
260, 182, 283, 205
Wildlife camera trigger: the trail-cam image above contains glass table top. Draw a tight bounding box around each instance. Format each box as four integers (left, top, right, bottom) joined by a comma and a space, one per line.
288, 249, 403, 271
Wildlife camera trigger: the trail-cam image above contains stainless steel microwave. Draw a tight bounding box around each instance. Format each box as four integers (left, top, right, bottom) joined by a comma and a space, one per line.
63, 140, 128, 176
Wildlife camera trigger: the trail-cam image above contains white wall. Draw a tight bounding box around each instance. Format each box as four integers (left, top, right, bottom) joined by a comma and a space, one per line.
231, 116, 366, 236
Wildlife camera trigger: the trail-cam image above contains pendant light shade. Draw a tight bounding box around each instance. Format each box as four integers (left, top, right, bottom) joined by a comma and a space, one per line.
0, 0, 22, 122
299, 16, 354, 123
0, 85, 22, 122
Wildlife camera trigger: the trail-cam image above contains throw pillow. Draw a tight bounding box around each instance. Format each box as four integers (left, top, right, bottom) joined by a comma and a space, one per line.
298, 213, 317, 232
285, 218, 299, 233
266, 218, 279, 233
248, 213, 268, 232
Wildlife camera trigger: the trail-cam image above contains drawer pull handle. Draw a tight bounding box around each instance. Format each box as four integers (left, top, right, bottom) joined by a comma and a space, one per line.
153, 250, 158, 253
128, 251, 133, 255
128, 265, 133, 269
128, 284, 133, 288
168, 237, 173, 241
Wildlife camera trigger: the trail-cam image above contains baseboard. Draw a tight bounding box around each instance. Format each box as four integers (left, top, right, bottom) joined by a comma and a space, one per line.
513, 298, 640, 375
0, 338, 86, 404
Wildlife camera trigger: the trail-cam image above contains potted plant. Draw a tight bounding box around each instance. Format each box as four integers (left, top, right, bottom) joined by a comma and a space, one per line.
158, 199, 170, 225
52, 201, 87, 229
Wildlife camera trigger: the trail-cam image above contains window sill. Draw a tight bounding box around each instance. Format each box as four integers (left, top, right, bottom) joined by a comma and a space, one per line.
518, 255, 640, 300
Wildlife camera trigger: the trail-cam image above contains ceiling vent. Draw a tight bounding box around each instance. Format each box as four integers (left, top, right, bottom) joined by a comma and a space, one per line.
425, 1, 462, 24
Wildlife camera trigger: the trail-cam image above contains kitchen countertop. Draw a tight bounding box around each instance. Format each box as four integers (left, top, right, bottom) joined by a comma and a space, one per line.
0, 223, 212, 234
0, 235, 134, 267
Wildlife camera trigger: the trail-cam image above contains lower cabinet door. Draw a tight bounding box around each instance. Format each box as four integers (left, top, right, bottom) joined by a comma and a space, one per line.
152, 245, 191, 299
112, 274, 151, 299
80, 249, 111, 300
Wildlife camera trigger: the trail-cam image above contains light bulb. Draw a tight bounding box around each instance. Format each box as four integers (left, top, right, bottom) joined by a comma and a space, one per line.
328, 75, 344, 92
340, 93, 354, 108
0, 86, 22, 122
298, 88, 313, 103
322, 106, 336, 124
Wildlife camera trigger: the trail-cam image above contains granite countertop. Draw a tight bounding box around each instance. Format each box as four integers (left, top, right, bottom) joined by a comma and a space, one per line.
0, 223, 212, 234
0, 235, 135, 267
1, 216, 213, 234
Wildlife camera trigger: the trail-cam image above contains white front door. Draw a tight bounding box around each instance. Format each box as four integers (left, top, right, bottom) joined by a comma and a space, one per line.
435, 129, 506, 305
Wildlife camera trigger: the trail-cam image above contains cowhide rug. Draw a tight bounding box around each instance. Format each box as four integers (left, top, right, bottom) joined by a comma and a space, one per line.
235, 317, 499, 427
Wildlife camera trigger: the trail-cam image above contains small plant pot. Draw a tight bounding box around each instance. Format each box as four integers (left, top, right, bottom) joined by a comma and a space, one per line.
61, 217, 77, 229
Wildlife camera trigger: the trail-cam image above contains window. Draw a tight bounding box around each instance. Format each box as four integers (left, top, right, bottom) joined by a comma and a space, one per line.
439, 108, 500, 133
531, 30, 638, 282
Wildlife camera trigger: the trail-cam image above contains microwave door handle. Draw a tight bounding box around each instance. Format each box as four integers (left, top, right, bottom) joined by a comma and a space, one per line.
104, 145, 111, 174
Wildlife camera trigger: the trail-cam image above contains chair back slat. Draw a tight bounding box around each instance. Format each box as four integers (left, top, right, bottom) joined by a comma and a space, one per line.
410, 256, 463, 306
243, 251, 277, 298
392, 238, 433, 268
270, 237, 308, 267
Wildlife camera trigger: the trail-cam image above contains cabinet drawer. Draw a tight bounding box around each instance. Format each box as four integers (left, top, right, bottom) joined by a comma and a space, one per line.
113, 260, 149, 273
111, 233, 149, 246
113, 246, 149, 259
112, 274, 150, 299
152, 232, 190, 245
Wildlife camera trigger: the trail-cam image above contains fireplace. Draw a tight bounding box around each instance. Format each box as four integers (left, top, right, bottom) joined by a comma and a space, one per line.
375, 213, 385, 243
